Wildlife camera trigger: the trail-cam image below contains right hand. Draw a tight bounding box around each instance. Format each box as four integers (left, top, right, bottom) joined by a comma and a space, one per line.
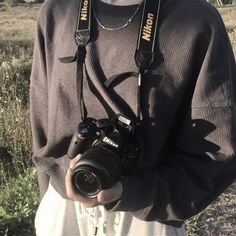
65, 155, 123, 208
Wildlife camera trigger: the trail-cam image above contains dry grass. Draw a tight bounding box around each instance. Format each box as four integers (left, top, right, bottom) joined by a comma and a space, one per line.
219, 5, 236, 28
186, 181, 236, 235
218, 6, 236, 55
0, 4, 39, 40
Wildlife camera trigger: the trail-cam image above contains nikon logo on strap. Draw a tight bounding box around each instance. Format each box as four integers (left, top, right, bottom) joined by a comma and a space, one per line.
135, 0, 161, 70
142, 13, 154, 42
80, 0, 89, 21
75, 0, 91, 46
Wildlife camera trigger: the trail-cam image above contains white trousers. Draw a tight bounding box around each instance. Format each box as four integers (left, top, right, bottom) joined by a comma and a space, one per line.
35, 184, 186, 236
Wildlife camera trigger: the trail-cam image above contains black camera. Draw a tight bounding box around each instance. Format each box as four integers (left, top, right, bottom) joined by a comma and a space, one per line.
67, 114, 138, 198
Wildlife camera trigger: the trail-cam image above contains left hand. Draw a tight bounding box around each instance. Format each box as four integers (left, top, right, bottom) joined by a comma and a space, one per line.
65, 154, 123, 208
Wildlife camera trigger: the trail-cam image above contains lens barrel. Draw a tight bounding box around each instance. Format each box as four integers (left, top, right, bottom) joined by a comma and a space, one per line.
72, 166, 103, 198
71, 146, 122, 198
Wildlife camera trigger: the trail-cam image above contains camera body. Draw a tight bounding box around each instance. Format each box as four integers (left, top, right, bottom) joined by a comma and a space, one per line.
67, 114, 138, 198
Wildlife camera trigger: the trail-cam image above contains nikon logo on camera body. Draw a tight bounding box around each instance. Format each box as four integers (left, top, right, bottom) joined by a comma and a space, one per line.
81, 0, 89, 20
142, 13, 154, 42
103, 137, 119, 148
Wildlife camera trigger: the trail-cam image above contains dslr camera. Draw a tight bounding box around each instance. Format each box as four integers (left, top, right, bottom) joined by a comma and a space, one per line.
67, 114, 138, 198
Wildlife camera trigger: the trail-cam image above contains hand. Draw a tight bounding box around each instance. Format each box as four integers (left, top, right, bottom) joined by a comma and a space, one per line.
65, 155, 123, 208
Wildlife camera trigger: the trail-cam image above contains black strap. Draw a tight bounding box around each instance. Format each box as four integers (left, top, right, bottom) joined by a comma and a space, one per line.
76, 47, 87, 121
59, 48, 87, 121
104, 72, 139, 88
62, 0, 162, 122
75, 0, 92, 47
73, 0, 92, 121
135, 0, 161, 70
75, 0, 161, 70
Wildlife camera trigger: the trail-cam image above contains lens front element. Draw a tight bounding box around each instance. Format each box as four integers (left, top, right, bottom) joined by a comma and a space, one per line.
72, 168, 101, 198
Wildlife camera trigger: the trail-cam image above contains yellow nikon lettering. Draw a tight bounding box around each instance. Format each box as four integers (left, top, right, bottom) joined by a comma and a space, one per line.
81, 0, 88, 21
142, 13, 154, 41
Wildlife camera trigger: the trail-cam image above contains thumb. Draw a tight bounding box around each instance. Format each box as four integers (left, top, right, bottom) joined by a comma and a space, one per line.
97, 181, 123, 204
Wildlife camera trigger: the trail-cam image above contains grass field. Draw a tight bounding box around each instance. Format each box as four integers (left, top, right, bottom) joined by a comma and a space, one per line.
0, 3, 40, 235
218, 6, 236, 55
0, 3, 235, 236
0, 4, 39, 40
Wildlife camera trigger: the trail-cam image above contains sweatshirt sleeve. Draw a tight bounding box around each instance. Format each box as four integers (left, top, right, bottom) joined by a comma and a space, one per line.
105, 6, 236, 224
30, 10, 50, 198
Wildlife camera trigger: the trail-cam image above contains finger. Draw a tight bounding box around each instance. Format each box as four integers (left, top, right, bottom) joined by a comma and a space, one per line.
65, 168, 78, 199
97, 181, 123, 204
65, 168, 100, 207
69, 154, 82, 169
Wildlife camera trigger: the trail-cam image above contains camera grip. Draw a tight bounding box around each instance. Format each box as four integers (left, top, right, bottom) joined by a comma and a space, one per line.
67, 132, 83, 159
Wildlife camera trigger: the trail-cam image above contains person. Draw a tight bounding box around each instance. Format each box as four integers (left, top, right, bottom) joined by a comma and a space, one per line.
30, 0, 236, 235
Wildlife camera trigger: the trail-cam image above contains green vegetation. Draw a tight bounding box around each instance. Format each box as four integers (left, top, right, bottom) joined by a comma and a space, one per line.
0, 4, 39, 235
0, 39, 38, 234
0, 168, 39, 236
0, 40, 33, 183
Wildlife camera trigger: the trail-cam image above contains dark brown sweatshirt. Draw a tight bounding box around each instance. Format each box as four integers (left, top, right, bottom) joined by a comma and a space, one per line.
30, 0, 236, 226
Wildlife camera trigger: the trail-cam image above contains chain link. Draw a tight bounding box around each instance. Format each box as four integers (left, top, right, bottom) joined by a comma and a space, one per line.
92, 0, 144, 31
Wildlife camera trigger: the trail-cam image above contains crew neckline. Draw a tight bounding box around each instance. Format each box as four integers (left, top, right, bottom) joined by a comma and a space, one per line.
97, 0, 143, 6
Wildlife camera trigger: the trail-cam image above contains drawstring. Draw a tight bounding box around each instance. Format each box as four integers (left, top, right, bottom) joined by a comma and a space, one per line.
75, 204, 105, 236
89, 207, 105, 235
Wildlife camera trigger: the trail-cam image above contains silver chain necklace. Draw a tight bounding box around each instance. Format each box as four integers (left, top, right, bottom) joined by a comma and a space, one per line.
93, 0, 144, 31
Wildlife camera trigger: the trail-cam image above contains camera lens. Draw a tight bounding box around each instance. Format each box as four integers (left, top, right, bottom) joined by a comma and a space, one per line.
71, 146, 122, 198
72, 168, 101, 198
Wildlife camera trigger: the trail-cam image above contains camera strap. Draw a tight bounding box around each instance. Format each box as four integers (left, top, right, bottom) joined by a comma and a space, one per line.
61, 0, 161, 122
135, 0, 161, 124
60, 0, 92, 121
102, 0, 161, 124
75, 0, 92, 47
135, 0, 161, 71
74, 0, 92, 121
